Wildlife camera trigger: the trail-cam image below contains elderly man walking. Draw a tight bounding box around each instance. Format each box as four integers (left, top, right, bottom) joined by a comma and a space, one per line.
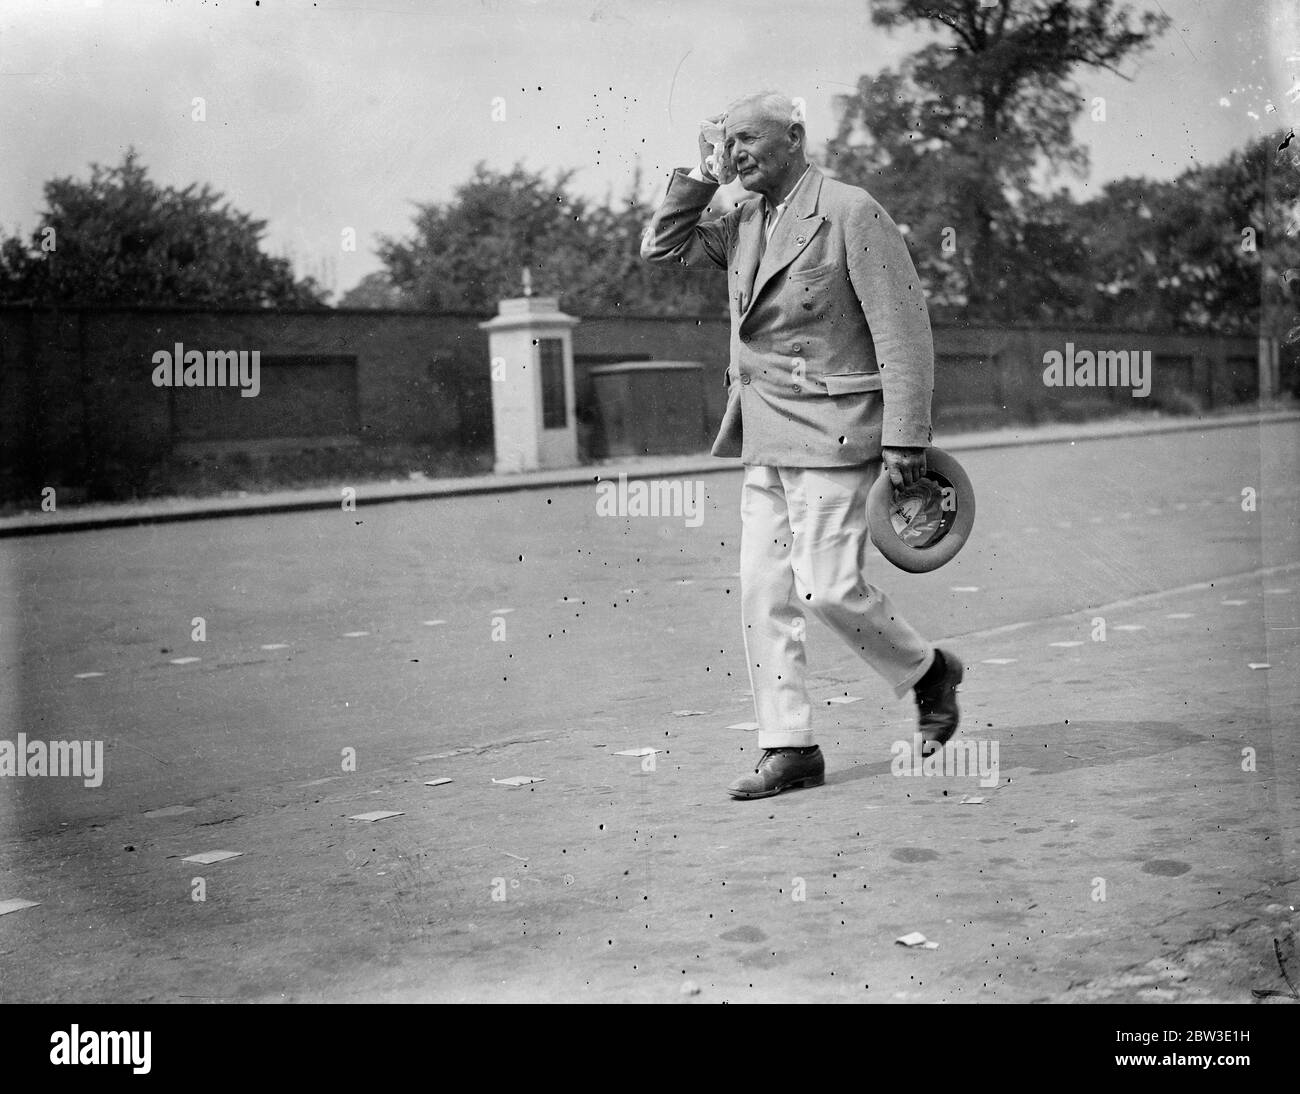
641, 91, 964, 799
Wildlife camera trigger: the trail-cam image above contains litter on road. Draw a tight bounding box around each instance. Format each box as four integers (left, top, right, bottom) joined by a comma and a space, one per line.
491, 776, 545, 787
423, 777, 453, 786
347, 811, 404, 822
896, 932, 940, 949
613, 748, 662, 757
181, 850, 244, 865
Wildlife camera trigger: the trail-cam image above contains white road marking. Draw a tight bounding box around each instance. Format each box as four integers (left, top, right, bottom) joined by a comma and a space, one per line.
74, 672, 105, 679
944, 562, 1300, 645
169, 657, 200, 665
0, 899, 41, 916
981, 658, 1017, 665
143, 805, 196, 818
1049, 641, 1084, 648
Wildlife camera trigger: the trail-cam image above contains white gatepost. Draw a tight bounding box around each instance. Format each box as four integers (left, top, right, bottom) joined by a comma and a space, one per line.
480, 295, 580, 473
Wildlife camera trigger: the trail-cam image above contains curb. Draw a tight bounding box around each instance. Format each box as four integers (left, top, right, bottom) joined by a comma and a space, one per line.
2, 408, 1296, 538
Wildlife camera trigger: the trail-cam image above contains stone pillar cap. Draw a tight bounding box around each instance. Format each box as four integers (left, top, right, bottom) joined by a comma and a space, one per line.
478, 296, 579, 330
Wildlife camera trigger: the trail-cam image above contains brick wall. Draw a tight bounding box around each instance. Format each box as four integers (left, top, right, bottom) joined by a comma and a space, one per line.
0, 304, 1264, 498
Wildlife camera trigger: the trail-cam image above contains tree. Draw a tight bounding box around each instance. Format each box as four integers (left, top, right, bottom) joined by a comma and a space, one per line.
826, 0, 1170, 320
373, 162, 727, 316
1061, 132, 1300, 336
337, 270, 408, 309
0, 149, 326, 307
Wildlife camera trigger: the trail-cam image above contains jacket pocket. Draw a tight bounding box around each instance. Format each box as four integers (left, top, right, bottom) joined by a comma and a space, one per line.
787, 261, 836, 282
822, 370, 883, 395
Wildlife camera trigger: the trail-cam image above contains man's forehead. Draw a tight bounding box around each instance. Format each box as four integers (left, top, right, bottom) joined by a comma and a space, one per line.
724, 103, 776, 136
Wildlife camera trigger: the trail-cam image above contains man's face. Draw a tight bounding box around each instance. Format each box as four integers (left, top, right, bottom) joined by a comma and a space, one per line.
724, 104, 796, 198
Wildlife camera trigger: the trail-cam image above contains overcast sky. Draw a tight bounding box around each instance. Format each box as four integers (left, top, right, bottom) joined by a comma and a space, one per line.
1, 0, 1296, 299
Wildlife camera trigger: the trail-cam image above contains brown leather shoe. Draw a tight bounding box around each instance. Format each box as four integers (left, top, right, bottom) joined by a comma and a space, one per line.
728, 746, 825, 800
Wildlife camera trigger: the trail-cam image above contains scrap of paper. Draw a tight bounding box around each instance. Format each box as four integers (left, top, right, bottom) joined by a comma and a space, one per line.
181, 850, 243, 865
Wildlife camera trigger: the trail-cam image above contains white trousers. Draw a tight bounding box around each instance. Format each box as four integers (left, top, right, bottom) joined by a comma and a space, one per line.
740, 463, 935, 749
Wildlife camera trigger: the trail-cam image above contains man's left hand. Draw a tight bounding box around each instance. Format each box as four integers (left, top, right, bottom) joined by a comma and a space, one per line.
882, 446, 927, 490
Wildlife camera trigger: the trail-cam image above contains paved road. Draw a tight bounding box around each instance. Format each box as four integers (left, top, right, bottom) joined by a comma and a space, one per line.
0, 420, 1296, 1001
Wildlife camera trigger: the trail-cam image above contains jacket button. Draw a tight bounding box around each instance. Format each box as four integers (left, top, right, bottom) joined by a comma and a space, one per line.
792, 343, 802, 352
741, 335, 750, 343
741, 374, 751, 384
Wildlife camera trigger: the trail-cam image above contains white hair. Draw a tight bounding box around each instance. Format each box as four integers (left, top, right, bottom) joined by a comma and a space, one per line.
725, 91, 807, 133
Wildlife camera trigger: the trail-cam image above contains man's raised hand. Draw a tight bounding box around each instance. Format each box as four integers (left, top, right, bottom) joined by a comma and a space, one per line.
698, 114, 736, 185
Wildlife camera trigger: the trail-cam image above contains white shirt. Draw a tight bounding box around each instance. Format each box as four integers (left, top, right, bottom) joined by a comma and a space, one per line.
762, 165, 812, 241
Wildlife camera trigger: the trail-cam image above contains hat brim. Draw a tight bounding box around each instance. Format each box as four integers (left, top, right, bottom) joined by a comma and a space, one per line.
866, 447, 975, 573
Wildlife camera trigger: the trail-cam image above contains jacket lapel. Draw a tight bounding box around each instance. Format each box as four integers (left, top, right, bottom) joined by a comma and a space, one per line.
741, 167, 826, 324
734, 202, 765, 316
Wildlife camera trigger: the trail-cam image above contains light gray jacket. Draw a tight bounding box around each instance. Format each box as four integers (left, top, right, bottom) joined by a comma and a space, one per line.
641, 165, 934, 465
